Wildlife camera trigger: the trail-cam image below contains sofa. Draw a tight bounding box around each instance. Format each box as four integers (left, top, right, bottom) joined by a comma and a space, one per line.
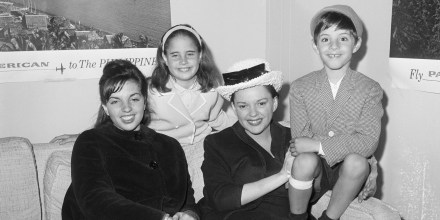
0, 136, 401, 220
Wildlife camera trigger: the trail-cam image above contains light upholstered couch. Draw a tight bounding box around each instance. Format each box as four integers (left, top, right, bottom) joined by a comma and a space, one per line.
0, 136, 401, 220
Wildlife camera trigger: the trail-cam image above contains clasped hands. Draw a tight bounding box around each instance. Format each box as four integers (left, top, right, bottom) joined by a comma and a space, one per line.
281, 137, 319, 179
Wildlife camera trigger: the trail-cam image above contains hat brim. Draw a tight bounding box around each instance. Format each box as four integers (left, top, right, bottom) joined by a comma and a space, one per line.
216, 71, 283, 101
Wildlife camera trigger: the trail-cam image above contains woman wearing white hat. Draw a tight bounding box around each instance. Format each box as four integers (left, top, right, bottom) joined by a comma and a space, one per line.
199, 58, 296, 219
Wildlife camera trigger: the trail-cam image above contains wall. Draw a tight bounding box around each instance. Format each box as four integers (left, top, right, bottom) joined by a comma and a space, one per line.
169, 0, 266, 72
267, 0, 440, 219
0, 79, 100, 143
0, 0, 266, 143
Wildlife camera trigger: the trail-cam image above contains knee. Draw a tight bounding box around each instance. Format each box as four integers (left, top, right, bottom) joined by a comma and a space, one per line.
292, 153, 320, 178
340, 153, 369, 179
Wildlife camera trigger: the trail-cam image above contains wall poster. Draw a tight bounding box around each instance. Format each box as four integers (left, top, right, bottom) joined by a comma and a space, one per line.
390, 0, 440, 94
0, 0, 171, 83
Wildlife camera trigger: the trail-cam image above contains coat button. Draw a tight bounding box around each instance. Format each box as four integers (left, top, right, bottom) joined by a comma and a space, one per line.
149, 161, 159, 169
328, 131, 335, 137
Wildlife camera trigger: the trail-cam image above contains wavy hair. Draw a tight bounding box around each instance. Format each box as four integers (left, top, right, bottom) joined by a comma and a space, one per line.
149, 24, 222, 93
95, 59, 150, 128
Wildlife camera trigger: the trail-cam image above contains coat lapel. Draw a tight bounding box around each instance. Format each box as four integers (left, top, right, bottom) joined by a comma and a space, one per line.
188, 92, 207, 116
327, 69, 355, 126
160, 80, 193, 123
167, 93, 193, 121
233, 122, 261, 151
160, 80, 209, 122
316, 70, 333, 125
232, 121, 287, 158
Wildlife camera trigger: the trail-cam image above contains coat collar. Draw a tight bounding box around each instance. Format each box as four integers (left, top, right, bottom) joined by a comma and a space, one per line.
152, 80, 215, 123
316, 68, 356, 126
155, 79, 215, 96
98, 122, 156, 142
231, 121, 288, 158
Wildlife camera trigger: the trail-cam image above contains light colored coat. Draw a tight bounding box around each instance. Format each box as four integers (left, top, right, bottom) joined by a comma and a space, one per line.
148, 80, 235, 146
289, 68, 384, 166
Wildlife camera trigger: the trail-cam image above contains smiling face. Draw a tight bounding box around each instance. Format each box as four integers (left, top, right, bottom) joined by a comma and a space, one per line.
163, 35, 201, 89
313, 25, 361, 73
232, 86, 278, 139
102, 80, 146, 131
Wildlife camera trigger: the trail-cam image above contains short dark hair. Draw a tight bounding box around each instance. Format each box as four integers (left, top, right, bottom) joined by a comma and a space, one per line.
230, 85, 279, 103
95, 59, 150, 128
313, 11, 359, 45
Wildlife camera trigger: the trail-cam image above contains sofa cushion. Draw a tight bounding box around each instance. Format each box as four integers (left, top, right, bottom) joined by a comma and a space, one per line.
311, 191, 400, 219
0, 137, 41, 220
33, 142, 74, 220
43, 150, 72, 220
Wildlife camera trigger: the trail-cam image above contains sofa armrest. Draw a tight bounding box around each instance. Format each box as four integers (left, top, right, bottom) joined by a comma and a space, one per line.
0, 137, 41, 220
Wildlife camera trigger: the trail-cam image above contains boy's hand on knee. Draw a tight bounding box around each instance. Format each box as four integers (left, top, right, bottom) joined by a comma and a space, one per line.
358, 174, 377, 202
289, 140, 299, 156
358, 158, 378, 202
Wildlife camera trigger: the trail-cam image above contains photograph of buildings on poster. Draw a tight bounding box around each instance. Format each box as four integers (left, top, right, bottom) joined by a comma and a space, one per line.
390, 0, 440, 60
0, 0, 170, 51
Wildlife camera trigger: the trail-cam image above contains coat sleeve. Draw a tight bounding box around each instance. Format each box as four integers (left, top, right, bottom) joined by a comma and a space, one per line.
201, 136, 243, 212
289, 81, 314, 139
319, 82, 384, 166
71, 134, 166, 220
207, 92, 237, 132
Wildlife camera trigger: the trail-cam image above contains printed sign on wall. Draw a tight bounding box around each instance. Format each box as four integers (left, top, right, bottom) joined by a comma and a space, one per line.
389, 0, 440, 94
0, 0, 169, 83
0, 48, 157, 83
389, 58, 440, 94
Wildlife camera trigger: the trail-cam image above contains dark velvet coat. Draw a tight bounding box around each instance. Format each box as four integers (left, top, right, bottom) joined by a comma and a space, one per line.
62, 123, 199, 220
199, 121, 291, 220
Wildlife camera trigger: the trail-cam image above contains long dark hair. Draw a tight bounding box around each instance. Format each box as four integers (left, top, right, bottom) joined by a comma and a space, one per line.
149, 24, 222, 93
95, 59, 150, 128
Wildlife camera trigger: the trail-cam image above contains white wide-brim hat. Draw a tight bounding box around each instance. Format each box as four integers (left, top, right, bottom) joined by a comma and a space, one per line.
216, 58, 283, 101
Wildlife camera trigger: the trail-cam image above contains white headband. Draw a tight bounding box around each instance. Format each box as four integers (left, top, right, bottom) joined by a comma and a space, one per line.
161, 25, 202, 51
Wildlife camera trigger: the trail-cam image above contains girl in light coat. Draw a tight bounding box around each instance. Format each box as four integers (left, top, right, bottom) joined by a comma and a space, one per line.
147, 24, 236, 200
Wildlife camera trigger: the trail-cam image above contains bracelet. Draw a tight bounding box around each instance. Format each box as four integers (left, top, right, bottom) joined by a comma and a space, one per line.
162, 214, 171, 220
